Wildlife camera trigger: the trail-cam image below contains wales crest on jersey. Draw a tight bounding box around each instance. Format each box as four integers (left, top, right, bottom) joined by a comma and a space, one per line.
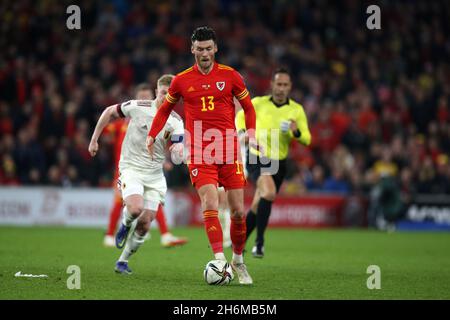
216, 81, 225, 91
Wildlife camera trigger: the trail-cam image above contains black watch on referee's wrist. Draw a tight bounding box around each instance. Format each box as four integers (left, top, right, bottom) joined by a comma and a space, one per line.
293, 129, 301, 138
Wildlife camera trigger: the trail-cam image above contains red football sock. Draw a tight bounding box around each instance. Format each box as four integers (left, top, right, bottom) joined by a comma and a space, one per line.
230, 215, 247, 255
155, 205, 169, 235
203, 210, 223, 254
106, 198, 123, 236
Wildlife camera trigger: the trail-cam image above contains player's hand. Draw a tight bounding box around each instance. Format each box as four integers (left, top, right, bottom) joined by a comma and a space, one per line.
88, 140, 99, 157
146, 136, 155, 159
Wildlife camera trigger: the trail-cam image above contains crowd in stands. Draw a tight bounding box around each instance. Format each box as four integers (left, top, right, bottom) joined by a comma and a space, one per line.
1, 0, 449, 207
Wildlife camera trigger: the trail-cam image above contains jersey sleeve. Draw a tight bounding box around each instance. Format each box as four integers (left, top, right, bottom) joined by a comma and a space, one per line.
165, 75, 182, 104
167, 112, 184, 142
291, 103, 312, 146
117, 100, 139, 118
231, 70, 250, 101
235, 109, 246, 132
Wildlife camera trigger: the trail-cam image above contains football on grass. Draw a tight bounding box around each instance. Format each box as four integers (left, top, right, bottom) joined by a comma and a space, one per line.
203, 260, 234, 285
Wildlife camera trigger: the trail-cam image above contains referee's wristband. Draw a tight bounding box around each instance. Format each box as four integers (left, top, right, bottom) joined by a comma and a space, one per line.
293, 129, 301, 138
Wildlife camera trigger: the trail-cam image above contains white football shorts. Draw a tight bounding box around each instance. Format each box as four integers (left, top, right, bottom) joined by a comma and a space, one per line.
118, 167, 167, 211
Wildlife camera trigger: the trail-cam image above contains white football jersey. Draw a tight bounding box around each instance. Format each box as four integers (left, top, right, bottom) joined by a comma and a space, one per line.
117, 99, 184, 171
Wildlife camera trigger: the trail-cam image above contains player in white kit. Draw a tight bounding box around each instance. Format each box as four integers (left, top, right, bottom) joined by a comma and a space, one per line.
88, 75, 184, 274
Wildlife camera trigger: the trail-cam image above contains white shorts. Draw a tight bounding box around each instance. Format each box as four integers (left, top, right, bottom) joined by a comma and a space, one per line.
118, 167, 167, 211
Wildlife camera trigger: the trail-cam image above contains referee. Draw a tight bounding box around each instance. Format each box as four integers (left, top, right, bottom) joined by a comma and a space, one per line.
236, 68, 311, 258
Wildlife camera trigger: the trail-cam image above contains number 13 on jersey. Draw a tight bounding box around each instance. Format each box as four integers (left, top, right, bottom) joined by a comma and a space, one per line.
201, 96, 214, 111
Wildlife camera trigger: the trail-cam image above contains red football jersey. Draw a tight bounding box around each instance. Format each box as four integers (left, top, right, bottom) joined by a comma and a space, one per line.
166, 63, 250, 164
104, 119, 129, 177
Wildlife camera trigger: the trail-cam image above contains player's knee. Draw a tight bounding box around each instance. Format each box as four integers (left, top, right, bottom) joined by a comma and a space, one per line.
257, 177, 277, 201
228, 198, 244, 218
201, 193, 219, 211
127, 204, 144, 217
228, 199, 244, 217
203, 199, 219, 211
259, 188, 276, 201
230, 208, 244, 219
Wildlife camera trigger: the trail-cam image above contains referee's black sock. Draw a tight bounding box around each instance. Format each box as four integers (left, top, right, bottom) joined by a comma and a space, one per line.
255, 197, 273, 247
245, 210, 256, 242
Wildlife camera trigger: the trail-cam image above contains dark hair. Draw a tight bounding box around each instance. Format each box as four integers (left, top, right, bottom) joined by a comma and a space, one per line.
272, 67, 291, 80
191, 26, 217, 43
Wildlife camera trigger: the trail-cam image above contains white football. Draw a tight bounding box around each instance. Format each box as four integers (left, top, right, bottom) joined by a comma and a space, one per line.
203, 259, 234, 285
169, 143, 185, 164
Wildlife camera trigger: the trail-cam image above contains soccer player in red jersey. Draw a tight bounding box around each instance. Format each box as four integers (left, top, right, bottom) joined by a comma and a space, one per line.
103, 84, 188, 248
146, 27, 258, 284
102, 117, 128, 247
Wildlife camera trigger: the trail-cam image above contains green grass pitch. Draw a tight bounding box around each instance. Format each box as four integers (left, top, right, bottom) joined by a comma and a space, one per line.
0, 226, 449, 299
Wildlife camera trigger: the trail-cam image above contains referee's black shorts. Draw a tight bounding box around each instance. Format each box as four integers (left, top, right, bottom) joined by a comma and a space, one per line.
245, 152, 287, 193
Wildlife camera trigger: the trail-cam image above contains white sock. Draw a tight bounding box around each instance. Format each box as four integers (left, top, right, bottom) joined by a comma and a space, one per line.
214, 252, 226, 261
219, 207, 231, 243
118, 231, 146, 262
232, 253, 243, 264
121, 207, 135, 227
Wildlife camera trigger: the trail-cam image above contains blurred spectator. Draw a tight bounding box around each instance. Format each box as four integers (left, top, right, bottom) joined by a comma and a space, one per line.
13, 127, 46, 183
0, 154, 20, 185
368, 176, 405, 231
305, 165, 325, 192
399, 167, 415, 207
323, 167, 351, 195
372, 148, 398, 179
433, 155, 450, 194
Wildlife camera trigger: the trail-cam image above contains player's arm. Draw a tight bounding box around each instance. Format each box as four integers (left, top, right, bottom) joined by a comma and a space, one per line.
88, 103, 124, 157
232, 71, 259, 152
235, 109, 248, 146
289, 105, 312, 146
236, 94, 256, 137
146, 99, 177, 159
146, 78, 181, 157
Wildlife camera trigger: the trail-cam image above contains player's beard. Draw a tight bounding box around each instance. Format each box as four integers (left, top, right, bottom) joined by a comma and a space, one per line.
199, 57, 213, 72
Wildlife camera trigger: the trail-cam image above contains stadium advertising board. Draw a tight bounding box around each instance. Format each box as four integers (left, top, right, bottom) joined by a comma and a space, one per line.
188, 193, 349, 228
0, 188, 356, 228
0, 187, 113, 227
397, 194, 450, 231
